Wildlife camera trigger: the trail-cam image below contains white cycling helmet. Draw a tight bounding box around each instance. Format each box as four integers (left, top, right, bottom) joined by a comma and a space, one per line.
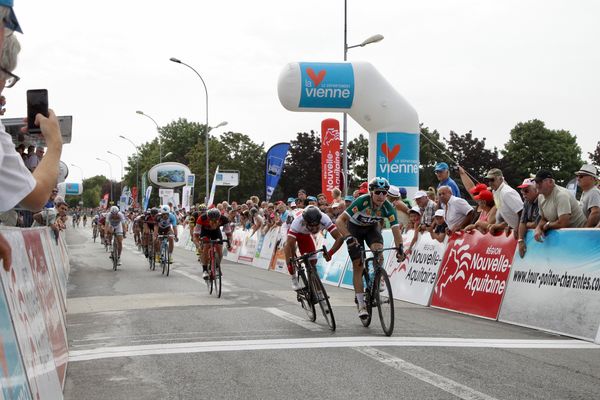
110, 206, 119, 214
160, 205, 170, 214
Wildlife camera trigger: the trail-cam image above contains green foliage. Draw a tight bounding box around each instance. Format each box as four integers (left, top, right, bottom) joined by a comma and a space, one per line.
446, 130, 503, 187
278, 131, 322, 199
502, 119, 584, 186
348, 133, 368, 190
419, 125, 449, 191
589, 141, 600, 165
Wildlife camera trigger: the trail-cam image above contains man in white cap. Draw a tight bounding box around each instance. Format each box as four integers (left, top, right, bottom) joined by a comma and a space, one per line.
485, 168, 523, 237
575, 164, 600, 227
516, 178, 540, 258
413, 190, 437, 230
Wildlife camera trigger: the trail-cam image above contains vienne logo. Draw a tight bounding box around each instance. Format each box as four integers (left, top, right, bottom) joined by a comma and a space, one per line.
306, 68, 326, 87
381, 143, 400, 163
299, 62, 354, 109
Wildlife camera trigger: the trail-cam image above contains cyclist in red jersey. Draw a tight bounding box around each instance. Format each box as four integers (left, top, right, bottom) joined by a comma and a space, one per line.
197, 208, 232, 279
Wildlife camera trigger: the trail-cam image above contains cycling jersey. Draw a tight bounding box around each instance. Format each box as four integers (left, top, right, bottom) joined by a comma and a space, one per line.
107, 212, 125, 227
144, 214, 156, 228
197, 213, 229, 230
288, 212, 336, 238
344, 194, 399, 227
156, 214, 175, 230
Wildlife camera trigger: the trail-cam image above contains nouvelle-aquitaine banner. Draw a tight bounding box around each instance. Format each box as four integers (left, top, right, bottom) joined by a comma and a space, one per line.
321, 118, 341, 203
431, 230, 517, 320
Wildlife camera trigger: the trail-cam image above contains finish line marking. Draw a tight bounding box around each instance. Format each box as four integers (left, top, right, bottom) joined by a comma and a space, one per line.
262, 307, 324, 332
69, 336, 598, 362
355, 346, 498, 400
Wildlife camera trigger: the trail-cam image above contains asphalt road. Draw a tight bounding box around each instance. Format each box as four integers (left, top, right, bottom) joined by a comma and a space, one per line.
63, 226, 600, 400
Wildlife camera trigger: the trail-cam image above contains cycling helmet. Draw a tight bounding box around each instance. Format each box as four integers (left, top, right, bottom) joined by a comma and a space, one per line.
198, 203, 207, 211
160, 205, 170, 214
207, 208, 221, 220
150, 207, 159, 215
110, 206, 119, 214
368, 177, 390, 192
302, 205, 321, 225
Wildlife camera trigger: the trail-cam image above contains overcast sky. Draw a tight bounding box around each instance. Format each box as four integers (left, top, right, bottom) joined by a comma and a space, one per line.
7, 0, 599, 183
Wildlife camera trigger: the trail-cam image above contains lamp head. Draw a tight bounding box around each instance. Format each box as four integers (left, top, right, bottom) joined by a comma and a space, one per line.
169, 57, 182, 64
361, 34, 384, 46
135, 110, 144, 115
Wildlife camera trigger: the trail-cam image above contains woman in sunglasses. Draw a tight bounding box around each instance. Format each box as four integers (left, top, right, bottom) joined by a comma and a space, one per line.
335, 177, 405, 320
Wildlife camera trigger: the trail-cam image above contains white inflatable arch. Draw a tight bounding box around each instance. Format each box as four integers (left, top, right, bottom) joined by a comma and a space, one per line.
277, 61, 420, 197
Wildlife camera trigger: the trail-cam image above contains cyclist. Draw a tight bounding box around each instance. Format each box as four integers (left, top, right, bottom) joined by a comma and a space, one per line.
105, 206, 127, 265
98, 211, 107, 244
91, 214, 99, 239
82, 214, 87, 227
133, 212, 144, 247
284, 205, 345, 290
197, 208, 232, 280
143, 208, 159, 259
335, 177, 404, 319
154, 205, 178, 264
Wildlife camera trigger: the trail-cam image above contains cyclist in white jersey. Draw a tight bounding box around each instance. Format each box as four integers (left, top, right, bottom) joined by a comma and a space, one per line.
105, 206, 127, 265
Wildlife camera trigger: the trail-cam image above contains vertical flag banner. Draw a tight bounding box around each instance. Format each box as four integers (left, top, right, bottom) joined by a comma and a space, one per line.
321, 119, 341, 202
131, 187, 138, 208
265, 143, 290, 201
101, 193, 109, 209
143, 186, 152, 211
208, 166, 219, 206
141, 172, 148, 200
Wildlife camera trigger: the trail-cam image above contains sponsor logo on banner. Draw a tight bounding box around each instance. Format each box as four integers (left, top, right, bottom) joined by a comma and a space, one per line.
431, 230, 516, 319
386, 232, 447, 306
499, 229, 600, 342
376, 132, 419, 187
299, 62, 354, 109
321, 119, 341, 202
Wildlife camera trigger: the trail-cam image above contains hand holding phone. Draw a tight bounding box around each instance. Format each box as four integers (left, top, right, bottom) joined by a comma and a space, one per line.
27, 89, 49, 134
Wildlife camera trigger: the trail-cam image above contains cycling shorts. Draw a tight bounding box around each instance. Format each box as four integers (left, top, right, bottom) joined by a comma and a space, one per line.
346, 222, 383, 261
289, 232, 317, 261
200, 228, 222, 242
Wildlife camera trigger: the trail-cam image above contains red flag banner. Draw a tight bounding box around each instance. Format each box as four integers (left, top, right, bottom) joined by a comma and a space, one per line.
321, 118, 341, 203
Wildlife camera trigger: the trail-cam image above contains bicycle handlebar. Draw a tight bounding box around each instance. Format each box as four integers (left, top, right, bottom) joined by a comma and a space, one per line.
361, 246, 402, 254
208, 238, 230, 245
290, 245, 327, 263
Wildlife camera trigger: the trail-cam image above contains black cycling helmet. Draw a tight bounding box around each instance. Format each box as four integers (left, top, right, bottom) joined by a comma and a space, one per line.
302, 205, 321, 225
368, 177, 390, 192
207, 208, 221, 220
150, 208, 159, 215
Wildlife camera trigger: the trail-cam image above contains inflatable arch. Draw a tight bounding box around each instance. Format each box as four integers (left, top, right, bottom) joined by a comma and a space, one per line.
277, 61, 420, 197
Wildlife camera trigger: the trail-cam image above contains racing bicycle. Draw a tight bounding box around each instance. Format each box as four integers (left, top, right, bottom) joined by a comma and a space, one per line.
157, 234, 173, 276
111, 234, 119, 271
357, 245, 398, 336
92, 224, 98, 243
206, 238, 229, 298
290, 246, 335, 331
146, 233, 156, 271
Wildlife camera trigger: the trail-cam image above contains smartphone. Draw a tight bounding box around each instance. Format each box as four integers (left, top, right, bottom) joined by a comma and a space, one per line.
27, 89, 49, 134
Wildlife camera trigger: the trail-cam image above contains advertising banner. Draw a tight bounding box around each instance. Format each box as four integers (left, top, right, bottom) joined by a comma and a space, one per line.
431, 231, 517, 320
148, 162, 191, 189
321, 119, 341, 202
254, 228, 279, 270
131, 186, 138, 208
376, 132, 420, 188
0, 282, 32, 400
208, 166, 219, 206
298, 62, 355, 109
385, 232, 447, 306
499, 229, 600, 343
21, 230, 68, 388
315, 231, 348, 286
224, 229, 246, 262
143, 186, 152, 211
238, 232, 259, 264
182, 186, 191, 211
265, 143, 290, 201
0, 230, 62, 398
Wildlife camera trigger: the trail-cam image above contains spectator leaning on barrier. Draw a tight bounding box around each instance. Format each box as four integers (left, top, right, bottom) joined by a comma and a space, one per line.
437, 185, 474, 234
484, 168, 523, 237
434, 162, 461, 198
464, 187, 496, 234
516, 178, 540, 258
534, 170, 586, 242
413, 190, 436, 229
431, 209, 447, 243
387, 185, 409, 230
575, 164, 600, 227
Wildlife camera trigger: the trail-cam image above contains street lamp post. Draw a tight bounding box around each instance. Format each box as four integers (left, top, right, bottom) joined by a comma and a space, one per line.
119, 135, 140, 207
170, 57, 228, 204
136, 110, 162, 162
96, 157, 113, 202
343, 0, 384, 195
107, 151, 124, 181
70, 163, 84, 181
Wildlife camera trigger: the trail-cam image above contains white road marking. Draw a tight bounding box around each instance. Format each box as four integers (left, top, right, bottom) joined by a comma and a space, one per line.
355, 346, 498, 400
69, 336, 599, 362
262, 307, 324, 332
173, 269, 236, 292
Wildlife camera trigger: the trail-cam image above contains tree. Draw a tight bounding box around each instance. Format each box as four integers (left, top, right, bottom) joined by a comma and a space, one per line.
445, 130, 503, 185
348, 133, 368, 190
502, 119, 584, 186
589, 141, 600, 166
419, 125, 449, 191
278, 131, 322, 199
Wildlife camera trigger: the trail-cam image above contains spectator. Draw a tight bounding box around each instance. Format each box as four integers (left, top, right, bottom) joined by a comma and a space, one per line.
344, 195, 354, 208
45, 187, 58, 208
297, 189, 307, 203
352, 189, 360, 198
464, 189, 496, 234
306, 196, 318, 206
431, 209, 448, 242
317, 193, 329, 212
413, 190, 436, 229
534, 170, 586, 242
25, 146, 44, 171
575, 164, 600, 227
295, 198, 306, 209
327, 200, 345, 221
434, 162, 461, 197
516, 178, 540, 258
387, 185, 409, 229
485, 168, 523, 236
427, 186, 437, 202
331, 188, 342, 203
406, 206, 421, 232
437, 185, 474, 233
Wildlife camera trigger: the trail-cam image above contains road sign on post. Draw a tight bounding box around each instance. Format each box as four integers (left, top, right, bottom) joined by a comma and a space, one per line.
214, 171, 239, 187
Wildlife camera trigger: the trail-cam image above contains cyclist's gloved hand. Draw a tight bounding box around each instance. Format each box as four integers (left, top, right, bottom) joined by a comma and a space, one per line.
346, 236, 358, 247
396, 247, 405, 262
323, 248, 332, 262
175, 237, 179, 242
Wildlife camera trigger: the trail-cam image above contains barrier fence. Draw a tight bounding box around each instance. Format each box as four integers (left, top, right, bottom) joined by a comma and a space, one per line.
177, 224, 600, 344
0, 227, 70, 400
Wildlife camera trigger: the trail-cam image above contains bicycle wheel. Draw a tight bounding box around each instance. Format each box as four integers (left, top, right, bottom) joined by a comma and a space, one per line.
310, 273, 335, 331
160, 243, 166, 275
112, 239, 118, 271
297, 270, 316, 322
93, 229, 97, 243
375, 270, 395, 336
166, 251, 171, 277
360, 268, 373, 327
214, 262, 222, 298
148, 245, 154, 270
208, 253, 215, 294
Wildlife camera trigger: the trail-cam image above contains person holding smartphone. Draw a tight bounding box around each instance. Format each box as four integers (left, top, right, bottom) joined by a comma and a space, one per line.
0, 2, 64, 271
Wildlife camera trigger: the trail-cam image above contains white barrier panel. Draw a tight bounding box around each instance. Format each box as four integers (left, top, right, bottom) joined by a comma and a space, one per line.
0, 229, 62, 399
224, 229, 246, 262
315, 232, 349, 286
499, 229, 600, 343
254, 228, 279, 269
238, 232, 259, 265
385, 232, 446, 306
